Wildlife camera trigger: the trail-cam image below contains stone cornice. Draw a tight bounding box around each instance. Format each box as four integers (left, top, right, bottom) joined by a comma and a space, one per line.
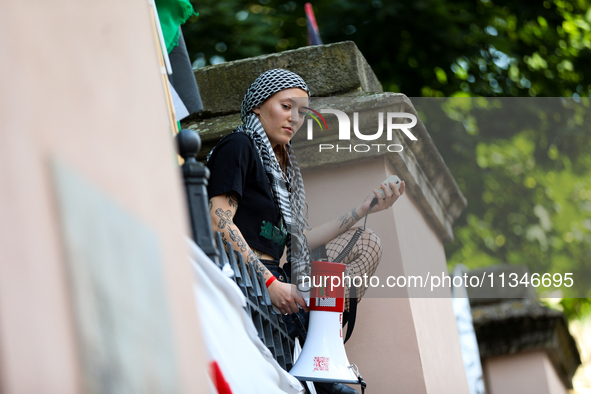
191, 41, 382, 117
472, 299, 581, 389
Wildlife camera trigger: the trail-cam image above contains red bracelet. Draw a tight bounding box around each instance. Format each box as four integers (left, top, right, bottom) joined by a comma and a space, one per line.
266, 275, 277, 288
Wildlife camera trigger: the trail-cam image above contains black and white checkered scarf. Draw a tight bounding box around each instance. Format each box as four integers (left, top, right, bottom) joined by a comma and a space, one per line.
211, 69, 312, 281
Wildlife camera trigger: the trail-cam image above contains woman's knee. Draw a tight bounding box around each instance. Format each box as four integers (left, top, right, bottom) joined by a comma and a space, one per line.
361, 227, 379, 241
358, 227, 382, 251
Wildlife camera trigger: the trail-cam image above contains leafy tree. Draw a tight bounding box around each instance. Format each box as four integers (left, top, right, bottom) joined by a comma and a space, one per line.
415, 97, 591, 304
185, 0, 591, 97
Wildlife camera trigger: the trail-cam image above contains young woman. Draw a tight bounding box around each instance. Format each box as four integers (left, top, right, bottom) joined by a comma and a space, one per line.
207, 70, 404, 391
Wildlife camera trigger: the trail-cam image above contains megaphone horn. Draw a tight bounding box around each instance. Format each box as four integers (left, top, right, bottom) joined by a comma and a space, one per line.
290, 261, 359, 384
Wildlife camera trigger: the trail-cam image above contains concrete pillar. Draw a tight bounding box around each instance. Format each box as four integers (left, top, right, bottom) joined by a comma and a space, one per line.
298, 121, 468, 393
483, 350, 567, 394
468, 275, 581, 393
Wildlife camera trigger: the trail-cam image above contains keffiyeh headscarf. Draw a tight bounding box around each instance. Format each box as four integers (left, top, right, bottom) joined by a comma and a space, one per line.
240, 69, 310, 122
212, 69, 312, 283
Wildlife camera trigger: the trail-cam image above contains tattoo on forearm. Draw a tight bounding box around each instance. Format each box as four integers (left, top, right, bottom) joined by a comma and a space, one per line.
227, 192, 239, 210
228, 225, 248, 252
209, 200, 213, 212
214, 199, 270, 280
215, 208, 233, 229
338, 208, 361, 229
247, 250, 270, 280
351, 208, 360, 222
215, 208, 247, 252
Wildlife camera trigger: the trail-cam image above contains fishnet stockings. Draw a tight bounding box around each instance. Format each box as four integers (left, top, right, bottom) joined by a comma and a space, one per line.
324, 227, 382, 313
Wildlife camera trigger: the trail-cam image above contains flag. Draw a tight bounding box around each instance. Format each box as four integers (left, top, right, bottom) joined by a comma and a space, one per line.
305, 3, 323, 46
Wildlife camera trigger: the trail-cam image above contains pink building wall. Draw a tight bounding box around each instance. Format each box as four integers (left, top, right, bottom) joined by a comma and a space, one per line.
0, 1, 209, 392
303, 156, 469, 393
483, 350, 568, 394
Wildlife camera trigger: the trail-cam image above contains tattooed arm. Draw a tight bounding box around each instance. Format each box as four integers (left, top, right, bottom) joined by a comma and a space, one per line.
209, 192, 308, 314
304, 180, 406, 250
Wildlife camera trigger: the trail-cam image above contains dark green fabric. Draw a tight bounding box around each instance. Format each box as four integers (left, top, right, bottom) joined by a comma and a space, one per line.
155, 0, 196, 53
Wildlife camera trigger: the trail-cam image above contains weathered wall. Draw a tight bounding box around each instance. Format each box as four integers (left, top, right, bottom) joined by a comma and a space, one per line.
303, 156, 469, 393
193, 41, 382, 116
0, 1, 209, 393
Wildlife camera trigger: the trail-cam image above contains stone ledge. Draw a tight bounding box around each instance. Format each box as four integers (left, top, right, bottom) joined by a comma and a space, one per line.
184, 113, 242, 160
472, 299, 581, 389
192, 41, 382, 116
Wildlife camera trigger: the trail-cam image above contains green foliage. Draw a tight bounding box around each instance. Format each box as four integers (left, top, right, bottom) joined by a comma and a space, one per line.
183, 0, 591, 318
416, 98, 591, 302
560, 297, 591, 320
185, 0, 591, 98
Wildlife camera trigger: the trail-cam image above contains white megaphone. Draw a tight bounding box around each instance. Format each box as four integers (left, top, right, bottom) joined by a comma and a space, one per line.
290, 261, 359, 385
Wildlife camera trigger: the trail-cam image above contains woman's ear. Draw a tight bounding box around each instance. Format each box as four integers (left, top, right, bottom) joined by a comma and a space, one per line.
253, 107, 261, 115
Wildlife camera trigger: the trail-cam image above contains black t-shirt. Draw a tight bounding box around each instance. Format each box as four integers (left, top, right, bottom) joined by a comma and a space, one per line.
207, 132, 287, 260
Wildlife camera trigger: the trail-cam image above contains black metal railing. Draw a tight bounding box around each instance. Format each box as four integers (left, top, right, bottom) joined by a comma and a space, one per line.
176, 129, 294, 371
176, 129, 219, 265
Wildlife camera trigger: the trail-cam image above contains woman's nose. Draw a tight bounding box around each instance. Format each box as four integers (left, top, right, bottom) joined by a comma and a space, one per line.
290, 110, 301, 123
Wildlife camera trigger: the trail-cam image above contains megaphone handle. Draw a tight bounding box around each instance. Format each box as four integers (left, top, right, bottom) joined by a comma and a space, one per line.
344, 287, 357, 344
358, 376, 367, 393
349, 364, 367, 393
